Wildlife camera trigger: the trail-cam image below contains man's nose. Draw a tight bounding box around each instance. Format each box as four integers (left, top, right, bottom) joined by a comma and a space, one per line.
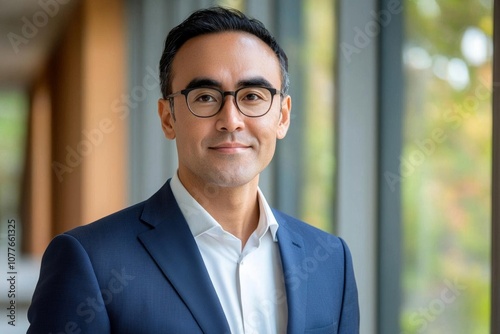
215, 95, 245, 132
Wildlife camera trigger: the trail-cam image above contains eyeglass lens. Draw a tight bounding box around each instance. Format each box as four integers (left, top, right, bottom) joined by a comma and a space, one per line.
187, 87, 274, 117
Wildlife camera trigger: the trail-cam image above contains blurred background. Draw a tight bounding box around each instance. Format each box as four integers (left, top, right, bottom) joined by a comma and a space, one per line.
0, 0, 493, 333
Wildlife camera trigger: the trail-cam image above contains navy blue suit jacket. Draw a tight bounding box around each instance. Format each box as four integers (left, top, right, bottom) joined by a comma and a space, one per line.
28, 180, 359, 333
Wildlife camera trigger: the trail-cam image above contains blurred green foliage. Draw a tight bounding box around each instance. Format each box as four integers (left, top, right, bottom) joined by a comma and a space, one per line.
302, 0, 336, 232
0, 91, 28, 221
401, 0, 492, 333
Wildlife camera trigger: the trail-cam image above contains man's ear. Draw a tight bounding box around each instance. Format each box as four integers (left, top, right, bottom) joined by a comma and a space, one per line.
158, 99, 176, 139
276, 95, 291, 139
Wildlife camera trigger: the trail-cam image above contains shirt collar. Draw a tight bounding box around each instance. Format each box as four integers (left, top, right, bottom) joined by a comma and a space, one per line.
170, 172, 279, 242
256, 187, 279, 241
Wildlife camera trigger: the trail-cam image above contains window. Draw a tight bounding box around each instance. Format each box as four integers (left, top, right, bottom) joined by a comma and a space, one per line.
302, 0, 336, 232
401, 0, 492, 332
0, 91, 27, 229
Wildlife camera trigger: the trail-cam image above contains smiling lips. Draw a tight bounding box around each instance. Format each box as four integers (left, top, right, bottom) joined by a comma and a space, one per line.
209, 142, 251, 153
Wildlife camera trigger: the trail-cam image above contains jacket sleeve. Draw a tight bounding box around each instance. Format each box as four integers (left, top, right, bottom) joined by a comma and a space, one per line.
27, 234, 111, 333
337, 238, 360, 333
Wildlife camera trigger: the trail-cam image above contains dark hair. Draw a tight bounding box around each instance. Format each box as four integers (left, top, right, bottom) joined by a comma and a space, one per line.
159, 6, 289, 98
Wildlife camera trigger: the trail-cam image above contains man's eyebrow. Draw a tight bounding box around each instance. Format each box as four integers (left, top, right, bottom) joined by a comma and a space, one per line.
237, 77, 274, 88
185, 78, 222, 90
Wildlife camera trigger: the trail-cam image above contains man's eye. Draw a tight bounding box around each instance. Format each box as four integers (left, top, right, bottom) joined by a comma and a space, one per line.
240, 88, 269, 102
243, 93, 263, 101
191, 90, 220, 103
197, 94, 217, 102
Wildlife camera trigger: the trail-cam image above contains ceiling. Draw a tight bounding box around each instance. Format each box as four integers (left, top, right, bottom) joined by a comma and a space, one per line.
0, 0, 78, 90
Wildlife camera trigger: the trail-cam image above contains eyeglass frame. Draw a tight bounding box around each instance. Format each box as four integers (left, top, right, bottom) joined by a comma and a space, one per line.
165, 86, 283, 118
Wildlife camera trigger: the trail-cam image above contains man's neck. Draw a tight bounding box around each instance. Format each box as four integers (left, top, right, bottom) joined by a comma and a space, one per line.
177, 172, 260, 247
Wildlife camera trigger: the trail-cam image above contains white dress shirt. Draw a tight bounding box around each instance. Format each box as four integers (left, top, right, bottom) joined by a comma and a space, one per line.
170, 173, 288, 334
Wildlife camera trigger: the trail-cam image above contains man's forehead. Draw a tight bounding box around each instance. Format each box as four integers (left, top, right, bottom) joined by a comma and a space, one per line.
170, 31, 281, 88
174, 31, 276, 61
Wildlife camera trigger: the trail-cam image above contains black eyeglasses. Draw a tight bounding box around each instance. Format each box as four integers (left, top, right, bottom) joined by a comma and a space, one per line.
166, 86, 282, 118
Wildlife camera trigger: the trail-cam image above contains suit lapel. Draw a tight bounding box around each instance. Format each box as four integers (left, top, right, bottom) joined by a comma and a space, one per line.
274, 211, 308, 334
137, 181, 231, 334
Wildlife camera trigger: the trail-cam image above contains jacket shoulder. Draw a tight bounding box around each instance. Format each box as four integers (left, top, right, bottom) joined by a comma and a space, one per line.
65, 200, 148, 241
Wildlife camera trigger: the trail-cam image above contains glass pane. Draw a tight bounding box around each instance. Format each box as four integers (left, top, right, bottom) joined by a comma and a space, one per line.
302, 0, 335, 232
401, 0, 492, 333
0, 91, 28, 223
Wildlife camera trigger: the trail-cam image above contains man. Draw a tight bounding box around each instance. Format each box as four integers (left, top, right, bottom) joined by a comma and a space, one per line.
28, 6, 359, 334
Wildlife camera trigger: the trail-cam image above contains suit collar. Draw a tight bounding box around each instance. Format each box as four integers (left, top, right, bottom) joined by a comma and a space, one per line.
274, 210, 308, 334
138, 180, 231, 334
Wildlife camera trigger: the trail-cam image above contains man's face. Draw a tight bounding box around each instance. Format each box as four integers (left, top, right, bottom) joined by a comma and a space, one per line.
158, 31, 291, 192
